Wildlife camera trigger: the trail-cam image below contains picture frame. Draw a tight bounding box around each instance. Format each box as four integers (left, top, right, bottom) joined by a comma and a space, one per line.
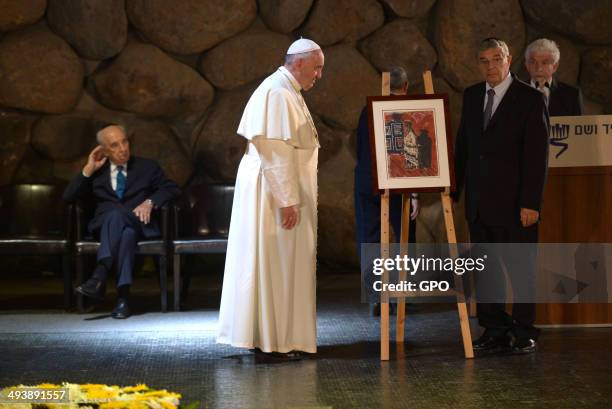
367, 94, 455, 193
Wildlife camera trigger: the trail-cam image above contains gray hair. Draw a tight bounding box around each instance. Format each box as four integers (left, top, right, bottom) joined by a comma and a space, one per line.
390, 66, 408, 92
96, 124, 126, 145
525, 38, 560, 64
284, 50, 319, 66
478, 38, 510, 57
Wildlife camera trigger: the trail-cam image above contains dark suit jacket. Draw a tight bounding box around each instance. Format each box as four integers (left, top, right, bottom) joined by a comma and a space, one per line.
354, 106, 403, 239
548, 79, 584, 117
63, 156, 181, 237
355, 107, 376, 194
454, 75, 549, 227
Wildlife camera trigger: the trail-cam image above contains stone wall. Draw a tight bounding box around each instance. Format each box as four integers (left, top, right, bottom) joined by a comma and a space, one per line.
1, 0, 610, 270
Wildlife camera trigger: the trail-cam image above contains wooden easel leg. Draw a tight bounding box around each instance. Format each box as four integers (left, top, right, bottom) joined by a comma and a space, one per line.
380, 188, 391, 361
381, 301, 390, 361
380, 73, 392, 361
457, 302, 474, 358
440, 188, 474, 358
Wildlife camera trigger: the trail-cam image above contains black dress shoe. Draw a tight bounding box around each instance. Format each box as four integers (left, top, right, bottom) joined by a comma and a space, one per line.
473, 333, 509, 351
370, 303, 381, 316
253, 349, 302, 362
266, 351, 302, 361
512, 338, 537, 354
75, 277, 106, 300
111, 298, 131, 319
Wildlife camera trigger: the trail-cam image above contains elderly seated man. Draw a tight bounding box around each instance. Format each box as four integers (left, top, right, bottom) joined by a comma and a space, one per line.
63, 124, 180, 318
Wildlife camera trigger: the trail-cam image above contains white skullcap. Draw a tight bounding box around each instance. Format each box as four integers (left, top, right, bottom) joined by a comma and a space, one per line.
286, 38, 321, 55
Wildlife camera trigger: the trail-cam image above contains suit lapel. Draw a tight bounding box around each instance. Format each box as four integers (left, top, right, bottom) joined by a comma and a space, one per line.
473, 83, 486, 134
101, 162, 113, 195
549, 78, 558, 92
548, 78, 559, 114
123, 157, 136, 194
486, 75, 520, 130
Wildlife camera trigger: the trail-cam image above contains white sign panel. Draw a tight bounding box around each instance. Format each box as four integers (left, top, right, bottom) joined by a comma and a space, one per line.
549, 115, 612, 167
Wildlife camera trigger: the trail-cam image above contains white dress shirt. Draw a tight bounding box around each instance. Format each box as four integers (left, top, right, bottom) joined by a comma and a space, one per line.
484, 72, 513, 116
530, 79, 550, 106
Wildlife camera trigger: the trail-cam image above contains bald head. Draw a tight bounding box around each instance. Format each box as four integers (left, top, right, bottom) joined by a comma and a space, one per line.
97, 124, 130, 165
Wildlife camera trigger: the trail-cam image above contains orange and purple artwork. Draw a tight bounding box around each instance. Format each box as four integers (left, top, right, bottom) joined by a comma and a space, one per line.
383, 109, 439, 178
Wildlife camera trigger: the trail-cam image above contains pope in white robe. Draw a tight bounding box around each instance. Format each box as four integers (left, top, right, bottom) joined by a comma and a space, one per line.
217, 39, 325, 355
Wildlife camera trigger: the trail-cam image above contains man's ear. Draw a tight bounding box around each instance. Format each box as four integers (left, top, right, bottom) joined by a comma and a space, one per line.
99, 145, 109, 158
294, 57, 304, 70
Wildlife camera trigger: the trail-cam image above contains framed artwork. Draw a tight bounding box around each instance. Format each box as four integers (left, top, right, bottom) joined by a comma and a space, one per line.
367, 94, 455, 193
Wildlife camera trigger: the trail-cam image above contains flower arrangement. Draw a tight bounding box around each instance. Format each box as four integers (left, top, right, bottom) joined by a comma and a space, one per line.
0, 383, 183, 409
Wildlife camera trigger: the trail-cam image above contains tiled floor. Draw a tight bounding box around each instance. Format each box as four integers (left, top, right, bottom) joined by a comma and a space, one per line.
0, 272, 611, 409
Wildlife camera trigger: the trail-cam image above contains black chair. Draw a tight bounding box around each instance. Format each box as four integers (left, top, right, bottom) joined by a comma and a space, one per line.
73, 198, 171, 312
172, 183, 234, 311
0, 184, 72, 309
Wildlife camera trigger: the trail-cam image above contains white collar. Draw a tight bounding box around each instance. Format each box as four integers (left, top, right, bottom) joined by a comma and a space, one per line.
530, 79, 551, 89
486, 71, 513, 95
278, 66, 302, 93
110, 161, 127, 173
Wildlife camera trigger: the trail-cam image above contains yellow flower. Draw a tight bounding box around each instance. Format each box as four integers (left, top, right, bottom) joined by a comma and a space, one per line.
122, 385, 149, 393
99, 401, 133, 409
159, 400, 177, 409
37, 384, 60, 389
1, 383, 181, 409
79, 384, 108, 390
140, 391, 181, 399
0, 404, 30, 409
83, 388, 120, 400
126, 401, 149, 409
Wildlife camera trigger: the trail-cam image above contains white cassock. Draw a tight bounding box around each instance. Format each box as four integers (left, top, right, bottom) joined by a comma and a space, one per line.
217, 66, 319, 353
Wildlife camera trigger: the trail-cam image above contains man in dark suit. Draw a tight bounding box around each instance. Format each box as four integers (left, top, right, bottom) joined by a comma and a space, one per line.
63, 124, 180, 318
454, 38, 549, 354
354, 66, 419, 316
417, 129, 432, 169
525, 38, 584, 116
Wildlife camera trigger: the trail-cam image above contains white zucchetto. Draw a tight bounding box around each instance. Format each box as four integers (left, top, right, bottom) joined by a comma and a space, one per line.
286, 38, 321, 55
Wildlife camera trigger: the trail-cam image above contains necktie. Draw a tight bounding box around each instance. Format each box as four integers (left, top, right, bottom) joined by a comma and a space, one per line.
116, 165, 126, 199
483, 89, 495, 130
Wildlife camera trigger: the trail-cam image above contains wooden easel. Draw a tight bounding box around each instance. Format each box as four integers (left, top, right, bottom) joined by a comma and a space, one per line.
379, 71, 474, 360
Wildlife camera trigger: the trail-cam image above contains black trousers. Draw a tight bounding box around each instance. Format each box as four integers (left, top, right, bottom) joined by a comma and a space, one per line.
95, 208, 143, 288
355, 192, 416, 302
469, 219, 540, 340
